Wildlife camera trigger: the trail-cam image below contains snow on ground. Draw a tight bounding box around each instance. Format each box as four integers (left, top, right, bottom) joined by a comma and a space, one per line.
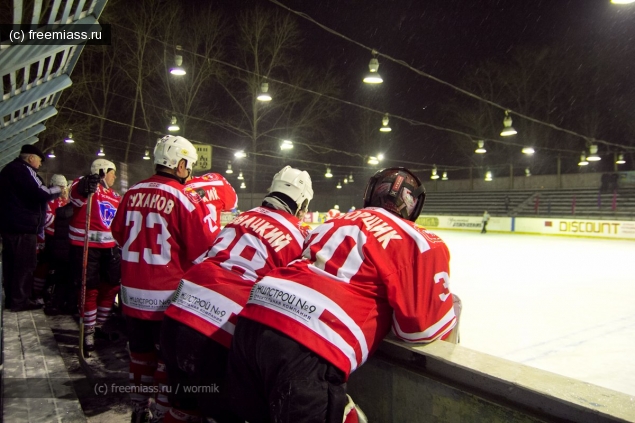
433, 229, 635, 397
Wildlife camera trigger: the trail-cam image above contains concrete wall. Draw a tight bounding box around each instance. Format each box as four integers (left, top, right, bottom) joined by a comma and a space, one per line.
347, 339, 635, 423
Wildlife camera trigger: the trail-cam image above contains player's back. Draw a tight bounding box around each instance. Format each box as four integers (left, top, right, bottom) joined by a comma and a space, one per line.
241, 207, 455, 377
165, 206, 308, 345
112, 174, 217, 320
204, 206, 308, 281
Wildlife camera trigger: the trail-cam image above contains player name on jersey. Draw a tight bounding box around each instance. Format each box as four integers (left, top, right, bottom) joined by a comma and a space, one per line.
126, 192, 176, 214
338, 210, 402, 249
231, 212, 294, 252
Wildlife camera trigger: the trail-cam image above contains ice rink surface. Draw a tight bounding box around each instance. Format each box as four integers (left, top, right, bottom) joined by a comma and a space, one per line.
434, 229, 635, 397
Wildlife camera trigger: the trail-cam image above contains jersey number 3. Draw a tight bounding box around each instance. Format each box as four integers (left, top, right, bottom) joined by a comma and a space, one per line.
121, 211, 172, 265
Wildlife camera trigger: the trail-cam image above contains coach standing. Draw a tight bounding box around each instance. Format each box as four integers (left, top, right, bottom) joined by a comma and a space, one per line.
0, 144, 61, 312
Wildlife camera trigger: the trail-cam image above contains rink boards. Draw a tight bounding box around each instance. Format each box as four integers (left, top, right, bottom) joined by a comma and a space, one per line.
416, 215, 635, 240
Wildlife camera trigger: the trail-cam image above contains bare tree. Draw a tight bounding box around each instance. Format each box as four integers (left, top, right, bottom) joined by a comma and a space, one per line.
445, 45, 607, 175
213, 6, 341, 193
148, 2, 227, 140
116, 0, 179, 162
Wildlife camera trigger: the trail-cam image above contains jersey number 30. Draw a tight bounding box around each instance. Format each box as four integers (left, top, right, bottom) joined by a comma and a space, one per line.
121, 211, 172, 265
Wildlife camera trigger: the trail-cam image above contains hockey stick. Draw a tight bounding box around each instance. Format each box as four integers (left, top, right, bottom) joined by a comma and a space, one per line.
79, 173, 101, 362
78, 189, 92, 361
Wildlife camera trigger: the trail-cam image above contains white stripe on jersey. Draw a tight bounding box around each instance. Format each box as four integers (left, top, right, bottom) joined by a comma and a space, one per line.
70, 197, 85, 207
171, 279, 242, 334
371, 208, 430, 253
128, 182, 196, 212
251, 207, 304, 247
187, 180, 225, 188
69, 226, 115, 243
392, 306, 456, 342
120, 286, 174, 312
249, 277, 369, 373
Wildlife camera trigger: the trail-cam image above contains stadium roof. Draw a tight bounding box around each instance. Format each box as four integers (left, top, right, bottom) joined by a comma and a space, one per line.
0, 0, 108, 169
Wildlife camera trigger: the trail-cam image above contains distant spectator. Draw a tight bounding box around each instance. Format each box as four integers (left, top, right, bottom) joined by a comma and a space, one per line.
481, 210, 490, 234
504, 195, 510, 214
0, 144, 61, 312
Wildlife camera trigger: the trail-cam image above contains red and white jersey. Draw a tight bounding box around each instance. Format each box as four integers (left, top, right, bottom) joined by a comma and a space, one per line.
240, 207, 456, 378
164, 206, 309, 347
112, 174, 219, 321
44, 197, 69, 236
185, 173, 238, 238
326, 208, 341, 221
69, 178, 120, 248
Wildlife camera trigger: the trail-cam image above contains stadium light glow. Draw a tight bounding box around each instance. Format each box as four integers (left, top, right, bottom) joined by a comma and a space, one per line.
363, 54, 383, 84
616, 153, 626, 165
257, 82, 272, 102
168, 116, 180, 132
587, 144, 601, 161
380, 114, 391, 132
500, 111, 517, 136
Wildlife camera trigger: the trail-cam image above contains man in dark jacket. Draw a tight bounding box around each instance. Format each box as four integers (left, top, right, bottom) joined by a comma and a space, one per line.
0, 144, 61, 312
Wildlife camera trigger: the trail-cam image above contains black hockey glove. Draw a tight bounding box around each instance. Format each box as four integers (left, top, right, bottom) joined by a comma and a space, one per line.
78, 173, 100, 197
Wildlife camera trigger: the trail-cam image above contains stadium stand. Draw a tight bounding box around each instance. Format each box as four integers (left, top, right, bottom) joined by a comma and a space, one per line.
422, 187, 635, 220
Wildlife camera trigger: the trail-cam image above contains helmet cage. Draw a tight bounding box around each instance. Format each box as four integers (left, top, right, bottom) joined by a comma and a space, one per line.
363, 167, 426, 221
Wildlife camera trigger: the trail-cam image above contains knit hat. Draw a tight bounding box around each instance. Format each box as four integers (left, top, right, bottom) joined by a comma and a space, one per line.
20, 144, 46, 162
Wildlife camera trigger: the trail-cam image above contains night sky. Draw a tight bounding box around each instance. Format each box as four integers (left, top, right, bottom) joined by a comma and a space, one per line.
246, 0, 635, 177
30, 0, 635, 189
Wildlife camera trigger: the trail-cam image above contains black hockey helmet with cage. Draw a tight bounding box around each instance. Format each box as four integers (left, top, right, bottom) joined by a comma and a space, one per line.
363, 167, 426, 221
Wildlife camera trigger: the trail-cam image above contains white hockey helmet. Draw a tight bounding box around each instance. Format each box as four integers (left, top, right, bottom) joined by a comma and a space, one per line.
154, 135, 198, 171
91, 159, 116, 176
50, 174, 67, 187
268, 166, 313, 213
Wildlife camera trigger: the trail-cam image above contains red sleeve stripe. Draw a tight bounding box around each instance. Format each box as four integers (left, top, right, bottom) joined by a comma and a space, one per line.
392, 307, 456, 342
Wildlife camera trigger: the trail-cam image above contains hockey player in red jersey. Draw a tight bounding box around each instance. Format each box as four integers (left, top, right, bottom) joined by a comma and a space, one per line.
44, 174, 70, 238
185, 172, 238, 239
111, 135, 226, 423
33, 174, 70, 302
69, 160, 121, 353
226, 167, 456, 423
160, 166, 313, 423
